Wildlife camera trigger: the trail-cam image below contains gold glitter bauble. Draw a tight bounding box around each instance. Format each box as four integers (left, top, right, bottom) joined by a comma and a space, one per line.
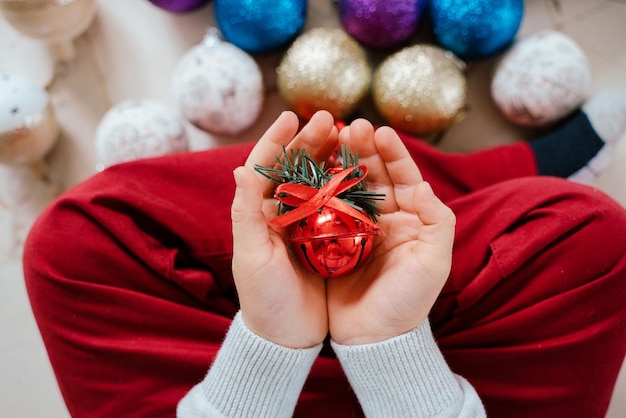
373, 44, 467, 136
277, 27, 371, 120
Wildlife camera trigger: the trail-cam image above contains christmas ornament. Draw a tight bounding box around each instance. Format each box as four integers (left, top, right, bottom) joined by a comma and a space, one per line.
338, 0, 427, 49
171, 28, 264, 136
372, 44, 467, 136
255, 146, 385, 279
276, 28, 371, 120
214, 0, 307, 53
147, 0, 210, 13
0, 73, 60, 165
491, 30, 591, 127
0, 0, 97, 62
430, 0, 524, 60
94, 100, 188, 169
0, 11, 55, 88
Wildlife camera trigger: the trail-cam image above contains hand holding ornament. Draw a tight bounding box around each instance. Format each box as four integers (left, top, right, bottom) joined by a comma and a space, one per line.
231, 110, 338, 349
231, 112, 455, 349
327, 120, 456, 345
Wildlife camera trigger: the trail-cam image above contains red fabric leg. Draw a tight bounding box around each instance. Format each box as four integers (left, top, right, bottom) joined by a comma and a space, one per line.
24, 145, 248, 417
23, 137, 624, 417
434, 176, 626, 417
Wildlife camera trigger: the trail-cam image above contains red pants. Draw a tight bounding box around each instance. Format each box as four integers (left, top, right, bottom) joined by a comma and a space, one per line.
24, 135, 626, 417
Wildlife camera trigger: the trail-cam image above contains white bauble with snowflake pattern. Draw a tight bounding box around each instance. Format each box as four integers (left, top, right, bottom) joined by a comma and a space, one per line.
95, 100, 188, 169
492, 30, 591, 127
0, 73, 60, 165
171, 28, 264, 136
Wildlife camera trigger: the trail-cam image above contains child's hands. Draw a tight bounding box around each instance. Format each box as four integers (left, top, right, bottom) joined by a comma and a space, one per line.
231, 112, 454, 348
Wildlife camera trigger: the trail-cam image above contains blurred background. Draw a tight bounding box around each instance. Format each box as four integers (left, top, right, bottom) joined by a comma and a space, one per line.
1, 0, 625, 416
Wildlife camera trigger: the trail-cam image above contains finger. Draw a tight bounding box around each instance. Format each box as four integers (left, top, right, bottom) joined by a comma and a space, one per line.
315, 124, 339, 163
249, 111, 338, 196
342, 119, 393, 189
231, 166, 272, 257
336, 119, 398, 212
287, 110, 337, 162
338, 123, 350, 146
412, 181, 456, 250
374, 126, 424, 211
345, 118, 377, 157
335, 123, 351, 166
244, 111, 300, 170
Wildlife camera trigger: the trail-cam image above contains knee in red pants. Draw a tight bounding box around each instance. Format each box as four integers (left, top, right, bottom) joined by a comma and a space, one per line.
433, 177, 626, 418
22, 150, 247, 417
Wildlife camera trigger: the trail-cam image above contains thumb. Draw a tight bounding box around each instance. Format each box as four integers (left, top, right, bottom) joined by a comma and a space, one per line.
231, 166, 271, 255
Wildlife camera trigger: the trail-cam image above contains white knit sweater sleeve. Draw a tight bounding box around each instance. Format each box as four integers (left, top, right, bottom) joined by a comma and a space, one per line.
176, 312, 322, 418
331, 319, 486, 418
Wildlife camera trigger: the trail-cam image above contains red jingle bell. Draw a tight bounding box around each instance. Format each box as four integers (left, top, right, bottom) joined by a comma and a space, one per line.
289, 206, 379, 278
256, 146, 385, 279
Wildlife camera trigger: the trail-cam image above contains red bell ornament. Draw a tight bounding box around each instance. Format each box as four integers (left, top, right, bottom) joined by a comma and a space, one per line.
255, 147, 385, 279
290, 206, 377, 278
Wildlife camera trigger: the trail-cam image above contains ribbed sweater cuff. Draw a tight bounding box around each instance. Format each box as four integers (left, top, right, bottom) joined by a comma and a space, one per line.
200, 312, 322, 418
331, 320, 463, 417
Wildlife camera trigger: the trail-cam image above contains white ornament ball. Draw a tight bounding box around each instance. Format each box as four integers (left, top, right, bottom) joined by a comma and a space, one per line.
171, 29, 264, 136
95, 100, 188, 169
0, 73, 60, 165
0, 0, 98, 62
491, 30, 591, 127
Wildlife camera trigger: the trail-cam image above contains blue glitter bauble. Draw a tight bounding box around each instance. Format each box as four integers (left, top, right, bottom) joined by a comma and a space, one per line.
214, 0, 307, 53
430, 0, 524, 60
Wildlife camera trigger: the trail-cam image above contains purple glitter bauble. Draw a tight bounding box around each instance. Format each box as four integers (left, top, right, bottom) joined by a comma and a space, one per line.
338, 0, 427, 49
148, 0, 211, 13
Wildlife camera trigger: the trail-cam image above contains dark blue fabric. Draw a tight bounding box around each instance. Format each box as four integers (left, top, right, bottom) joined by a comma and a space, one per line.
530, 110, 605, 177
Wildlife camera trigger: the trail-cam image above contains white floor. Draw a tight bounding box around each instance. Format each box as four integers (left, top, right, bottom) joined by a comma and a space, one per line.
1, 0, 625, 416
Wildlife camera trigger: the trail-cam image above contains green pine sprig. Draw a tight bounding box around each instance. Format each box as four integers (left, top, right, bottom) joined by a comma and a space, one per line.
254, 145, 385, 222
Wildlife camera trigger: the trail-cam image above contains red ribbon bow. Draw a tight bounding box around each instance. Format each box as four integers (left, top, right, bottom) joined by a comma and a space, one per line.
268, 165, 381, 233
